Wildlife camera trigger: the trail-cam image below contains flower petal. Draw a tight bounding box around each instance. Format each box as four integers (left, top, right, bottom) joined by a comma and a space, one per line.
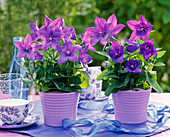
107, 13, 117, 28
139, 14, 147, 24
68, 54, 78, 62
144, 53, 152, 61
31, 43, 42, 52
133, 67, 142, 74
94, 16, 106, 32
24, 34, 32, 48
85, 27, 99, 37
17, 51, 26, 58
30, 23, 37, 33
90, 36, 101, 45
45, 15, 52, 26
34, 53, 43, 60
51, 40, 60, 50
14, 41, 24, 51
26, 52, 36, 60
58, 56, 68, 65
127, 20, 139, 31
52, 17, 64, 28
109, 24, 125, 38
129, 31, 141, 41
41, 41, 51, 50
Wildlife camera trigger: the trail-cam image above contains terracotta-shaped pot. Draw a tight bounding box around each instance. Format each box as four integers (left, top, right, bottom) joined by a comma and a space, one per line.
39, 91, 79, 127
112, 88, 151, 124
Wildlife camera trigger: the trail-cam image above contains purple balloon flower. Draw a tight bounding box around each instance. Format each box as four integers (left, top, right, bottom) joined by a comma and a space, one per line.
107, 13, 125, 39
127, 14, 153, 41
57, 41, 81, 65
124, 59, 142, 73
85, 16, 111, 51
138, 39, 157, 61
78, 45, 92, 70
14, 34, 42, 60
30, 20, 39, 41
125, 39, 139, 53
108, 40, 124, 63
38, 23, 62, 51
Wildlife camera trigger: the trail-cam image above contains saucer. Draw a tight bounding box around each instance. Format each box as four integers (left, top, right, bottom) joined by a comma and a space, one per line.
0, 113, 40, 129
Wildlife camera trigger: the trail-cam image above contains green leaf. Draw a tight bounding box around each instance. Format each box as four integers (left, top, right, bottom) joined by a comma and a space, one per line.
64, 86, 82, 93
34, 84, 41, 90
137, 39, 145, 44
154, 62, 165, 66
47, 73, 57, 79
146, 71, 163, 93
124, 75, 130, 86
80, 73, 90, 88
81, 71, 90, 79
46, 64, 53, 73
52, 80, 64, 90
70, 76, 81, 85
118, 70, 127, 74
97, 69, 108, 80
157, 51, 166, 58
29, 65, 34, 74
39, 67, 44, 74
41, 85, 49, 92
105, 74, 118, 79
38, 51, 53, 58
21, 77, 33, 85
137, 54, 146, 63
93, 50, 110, 58
130, 78, 134, 85
105, 82, 115, 96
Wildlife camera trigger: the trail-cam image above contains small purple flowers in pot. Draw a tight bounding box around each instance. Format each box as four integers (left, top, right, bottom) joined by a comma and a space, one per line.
138, 39, 157, 61
108, 40, 124, 63
124, 59, 142, 73
127, 14, 153, 41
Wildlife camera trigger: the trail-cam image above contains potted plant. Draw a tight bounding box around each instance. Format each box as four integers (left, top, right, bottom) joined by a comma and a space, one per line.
81, 13, 165, 124
14, 15, 92, 126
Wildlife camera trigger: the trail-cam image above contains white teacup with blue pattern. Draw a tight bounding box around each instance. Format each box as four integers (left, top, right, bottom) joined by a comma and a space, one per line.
0, 99, 34, 125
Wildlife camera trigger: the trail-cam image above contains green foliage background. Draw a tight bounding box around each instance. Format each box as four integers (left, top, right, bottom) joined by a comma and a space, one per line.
0, 0, 170, 92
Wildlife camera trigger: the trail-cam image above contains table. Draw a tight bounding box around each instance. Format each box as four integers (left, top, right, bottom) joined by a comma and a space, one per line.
0, 93, 170, 137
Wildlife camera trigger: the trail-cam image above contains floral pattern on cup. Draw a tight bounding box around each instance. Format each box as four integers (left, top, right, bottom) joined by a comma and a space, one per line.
0, 99, 34, 125
80, 66, 102, 100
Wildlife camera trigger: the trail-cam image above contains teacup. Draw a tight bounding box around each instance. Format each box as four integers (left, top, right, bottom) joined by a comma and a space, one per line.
0, 99, 34, 125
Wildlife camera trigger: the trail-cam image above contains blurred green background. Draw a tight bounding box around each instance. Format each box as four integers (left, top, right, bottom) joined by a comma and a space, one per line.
0, 0, 170, 92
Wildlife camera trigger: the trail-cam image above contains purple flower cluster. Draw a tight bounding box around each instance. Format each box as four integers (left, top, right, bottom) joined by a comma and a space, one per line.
14, 15, 92, 68
82, 14, 157, 74
15, 14, 157, 75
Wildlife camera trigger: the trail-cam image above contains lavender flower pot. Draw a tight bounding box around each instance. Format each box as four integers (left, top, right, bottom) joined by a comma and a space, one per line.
112, 88, 151, 124
39, 91, 79, 127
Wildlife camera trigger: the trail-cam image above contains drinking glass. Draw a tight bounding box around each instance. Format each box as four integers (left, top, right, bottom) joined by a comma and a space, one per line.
0, 73, 23, 99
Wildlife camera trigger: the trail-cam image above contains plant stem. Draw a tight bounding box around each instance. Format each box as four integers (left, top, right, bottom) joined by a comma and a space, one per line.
118, 63, 121, 82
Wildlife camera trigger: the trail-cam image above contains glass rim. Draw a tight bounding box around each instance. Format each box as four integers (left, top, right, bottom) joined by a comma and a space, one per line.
0, 73, 23, 81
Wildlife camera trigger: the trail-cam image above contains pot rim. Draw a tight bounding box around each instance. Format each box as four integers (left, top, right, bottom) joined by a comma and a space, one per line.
38, 91, 79, 95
